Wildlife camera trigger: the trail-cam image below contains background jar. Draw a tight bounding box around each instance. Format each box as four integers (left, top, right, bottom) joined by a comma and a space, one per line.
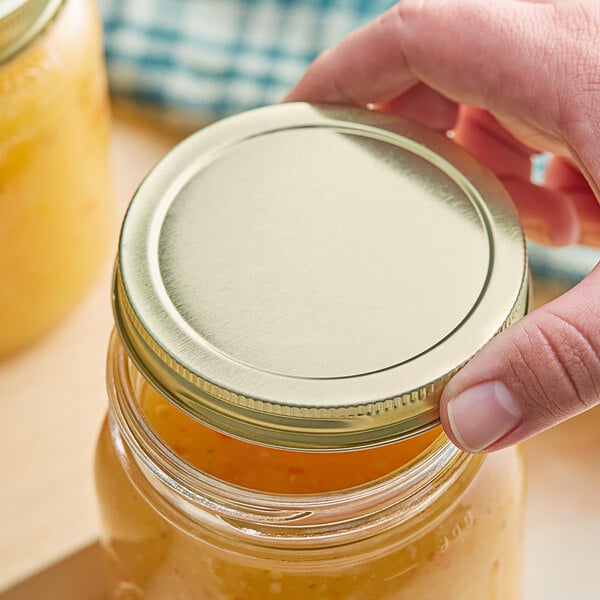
0, 0, 113, 355
96, 104, 530, 598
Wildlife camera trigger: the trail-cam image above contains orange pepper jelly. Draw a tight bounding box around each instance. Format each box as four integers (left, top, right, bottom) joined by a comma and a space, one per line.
97, 104, 529, 599
141, 385, 441, 494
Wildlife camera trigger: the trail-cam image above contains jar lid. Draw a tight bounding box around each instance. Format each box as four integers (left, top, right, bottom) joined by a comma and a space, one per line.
114, 103, 528, 451
0, 0, 63, 62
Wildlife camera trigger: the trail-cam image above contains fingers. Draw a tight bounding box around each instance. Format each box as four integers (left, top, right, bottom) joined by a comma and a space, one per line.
285, 0, 600, 248
284, 8, 419, 106
501, 177, 580, 246
456, 108, 599, 247
455, 108, 582, 246
285, 0, 551, 117
376, 84, 459, 132
545, 157, 600, 246
571, 189, 600, 247
453, 107, 533, 180
440, 264, 600, 452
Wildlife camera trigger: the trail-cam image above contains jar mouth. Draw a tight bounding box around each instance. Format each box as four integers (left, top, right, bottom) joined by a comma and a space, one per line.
107, 330, 476, 545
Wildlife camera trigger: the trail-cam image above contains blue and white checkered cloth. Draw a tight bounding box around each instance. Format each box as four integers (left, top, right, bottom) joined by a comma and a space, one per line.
98, 0, 394, 123
98, 0, 600, 288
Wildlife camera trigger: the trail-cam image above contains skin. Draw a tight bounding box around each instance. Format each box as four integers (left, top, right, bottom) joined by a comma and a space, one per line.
285, 0, 600, 452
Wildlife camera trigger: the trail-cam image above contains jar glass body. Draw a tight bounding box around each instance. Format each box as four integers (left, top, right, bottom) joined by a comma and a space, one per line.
0, 0, 113, 355
95, 333, 526, 599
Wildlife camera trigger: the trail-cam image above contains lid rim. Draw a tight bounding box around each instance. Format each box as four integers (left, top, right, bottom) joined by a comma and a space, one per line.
114, 263, 529, 450
114, 103, 528, 450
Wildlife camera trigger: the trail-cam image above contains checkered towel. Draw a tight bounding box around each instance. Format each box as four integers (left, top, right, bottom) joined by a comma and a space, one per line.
98, 0, 599, 287
98, 0, 394, 123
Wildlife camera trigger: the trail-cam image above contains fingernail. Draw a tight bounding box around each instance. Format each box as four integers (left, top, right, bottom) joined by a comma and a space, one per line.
446, 381, 522, 452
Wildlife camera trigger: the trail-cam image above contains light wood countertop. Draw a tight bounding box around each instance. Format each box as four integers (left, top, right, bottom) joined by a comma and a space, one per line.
0, 103, 598, 599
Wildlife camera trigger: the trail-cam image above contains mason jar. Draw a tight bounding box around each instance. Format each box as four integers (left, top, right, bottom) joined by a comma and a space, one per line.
0, 0, 113, 355
95, 104, 529, 599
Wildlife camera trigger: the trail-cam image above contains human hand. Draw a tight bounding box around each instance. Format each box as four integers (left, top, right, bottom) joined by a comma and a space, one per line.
285, 0, 600, 452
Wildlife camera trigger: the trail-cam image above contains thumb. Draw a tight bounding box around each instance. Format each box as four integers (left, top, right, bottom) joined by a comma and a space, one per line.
440, 263, 600, 452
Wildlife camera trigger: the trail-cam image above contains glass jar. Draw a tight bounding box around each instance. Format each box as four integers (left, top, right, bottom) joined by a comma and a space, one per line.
96, 333, 525, 599
96, 104, 529, 598
0, 0, 113, 355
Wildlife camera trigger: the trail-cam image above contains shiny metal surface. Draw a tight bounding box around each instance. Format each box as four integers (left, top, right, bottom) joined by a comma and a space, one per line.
114, 103, 528, 450
0, 0, 63, 63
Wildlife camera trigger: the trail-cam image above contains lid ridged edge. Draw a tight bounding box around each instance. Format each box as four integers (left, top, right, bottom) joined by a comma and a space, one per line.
113, 103, 529, 450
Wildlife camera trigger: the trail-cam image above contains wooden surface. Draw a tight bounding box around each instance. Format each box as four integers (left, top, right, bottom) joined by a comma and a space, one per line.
0, 104, 599, 599
0, 543, 109, 600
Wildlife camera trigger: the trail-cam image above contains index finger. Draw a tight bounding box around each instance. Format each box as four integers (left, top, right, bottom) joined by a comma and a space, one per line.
284, 0, 545, 113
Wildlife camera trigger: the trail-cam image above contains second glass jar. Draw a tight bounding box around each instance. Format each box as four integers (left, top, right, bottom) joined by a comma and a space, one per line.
0, 0, 113, 355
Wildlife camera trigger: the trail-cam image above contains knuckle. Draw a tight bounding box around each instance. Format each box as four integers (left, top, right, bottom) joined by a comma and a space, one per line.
545, 311, 600, 405
504, 323, 568, 422
393, 0, 450, 26
515, 310, 600, 417
394, 0, 428, 19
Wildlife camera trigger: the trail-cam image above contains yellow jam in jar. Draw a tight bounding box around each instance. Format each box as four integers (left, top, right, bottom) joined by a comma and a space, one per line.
95, 341, 525, 600
141, 385, 441, 494
0, 0, 112, 355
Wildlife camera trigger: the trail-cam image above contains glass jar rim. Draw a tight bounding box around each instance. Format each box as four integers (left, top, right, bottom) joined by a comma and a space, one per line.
107, 330, 480, 548
0, 0, 64, 63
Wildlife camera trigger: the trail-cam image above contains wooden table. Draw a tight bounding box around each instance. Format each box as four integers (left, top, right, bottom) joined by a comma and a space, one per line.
0, 104, 598, 599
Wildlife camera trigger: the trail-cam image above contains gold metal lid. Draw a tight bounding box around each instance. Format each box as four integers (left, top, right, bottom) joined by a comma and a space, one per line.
114, 103, 528, 451
0, 0, 63, 63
